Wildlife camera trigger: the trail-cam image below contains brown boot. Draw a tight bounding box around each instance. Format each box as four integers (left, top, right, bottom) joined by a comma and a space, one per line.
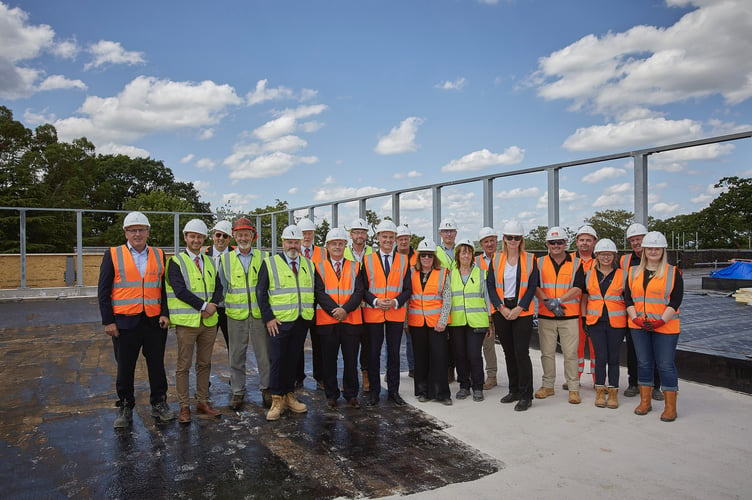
634, 386, 653, 415
660, 390, 677, 422
266, 395, 285, 421
606, 387, 619, 409
196, 402, 221, 418
483, 376, 497, 390
361, 370, 370, 392
285, 392, 308, 413
594, 386, 607, 408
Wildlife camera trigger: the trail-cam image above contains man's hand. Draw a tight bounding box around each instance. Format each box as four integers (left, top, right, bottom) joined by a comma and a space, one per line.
266, 318, 282, 336
544, 298, 561, 312
104, 323, 119, 338
204, 302, 218, 316
158, 316, 170, 329
377, 298, 394, 310
331, 307, 347, 321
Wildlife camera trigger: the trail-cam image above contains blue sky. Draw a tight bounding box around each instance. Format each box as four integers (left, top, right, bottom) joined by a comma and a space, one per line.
2, 0, 751, 241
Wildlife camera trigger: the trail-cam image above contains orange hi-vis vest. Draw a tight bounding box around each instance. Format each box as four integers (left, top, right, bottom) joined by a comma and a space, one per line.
302, 245, 327, 262
408, 268, 450, 328
537, 254, 581, 318
110, 245, 164, 317
314, 258, 363, 325
585, 267, 627, 328
362, 252, 408, 323
627, 264, 681, 334
572, 251, 595, 273
492, 252, 535, 316
475, 253, 493, 271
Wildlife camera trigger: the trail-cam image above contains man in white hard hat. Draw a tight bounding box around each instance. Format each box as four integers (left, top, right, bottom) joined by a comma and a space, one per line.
534, 226, 584, 404
218, 217, 272, 411
204, 220, 235, 349
362, 219, 412, 407
257, 224, 314, 421
166, 218, 224, 423
98, 211, 175, 429
344, 217, 374, 390
475, 226, 499, 389
567, 225, 598, 391
436, 219, 458, 269
313, 228, 367, 409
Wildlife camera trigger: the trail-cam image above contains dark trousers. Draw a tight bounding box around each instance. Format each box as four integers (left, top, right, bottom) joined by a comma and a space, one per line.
297, 323, 323, 383
358, 328, 369, 372
318, 323, 361, 400
449, 325, 485, 391
111, 314, 168, 407
270, 318, 310, 395
588, 322, 626, 387
493, 312, 534, 399
217, 306, 229, 350
411, 325, 451, 401
366, 321, 403, 395
626, 328, 661, 388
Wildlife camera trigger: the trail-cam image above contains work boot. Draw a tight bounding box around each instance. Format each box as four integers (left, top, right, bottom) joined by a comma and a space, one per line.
607, 387, 619, 409
285, 392, 308, 413
568, 391, 581, 404
594, 386, 607, 408
624, 385, 639, 397
229, 394, 244, 411
483, 376, 497, 390
634, 386, 653, 415
456, 388, 470, 400
262, 389, 272, 408
113, 406, 133, 428
361, 371, 370, 392
266, 395, 285, 421
197, 402, 221, 418
652, 387, 664, 401
178, 406, 191, 424
473, 390, 484, 402
534, 387, 555, 399
151, 400, 176, 422
660, 391, 677, 422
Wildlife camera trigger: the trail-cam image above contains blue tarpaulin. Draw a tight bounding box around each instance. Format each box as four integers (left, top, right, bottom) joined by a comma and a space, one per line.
710, 261, 752, 279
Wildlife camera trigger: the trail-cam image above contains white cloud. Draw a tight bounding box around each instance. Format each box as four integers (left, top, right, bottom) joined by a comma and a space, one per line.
253, 104, 327, 142
394, 170, 423, 179
180, 154, 194, 163
582, 166, 627, 184
193, 180, 210, 191
441, 146, 525, 173
592, 182, 632, 208
374, 117, 424, 155
300, 88, 318, 101
496, 186, 541, 199
300, 121, 324, 133
435, 77, 466, 91
652, 202, 680, 216
0, 3, 54, 61
246, 79, 294, 105
690, 182, 725, 205
196, 158, 216, 170
397, 191, 432, 210
84, 40, 145, 70
51, 38, 79, 59
314, 185, 386, 202
323, 176, 335, 185
563, 117, 703, 151
37, 74, 86, 91
199, 128, 214, 140
536, 189, 585, 209
220, 192, 261, 212
96, 142, 149, 158
226, 151, 318, 180
288, 187, 299, 194
263, 135, 308, 154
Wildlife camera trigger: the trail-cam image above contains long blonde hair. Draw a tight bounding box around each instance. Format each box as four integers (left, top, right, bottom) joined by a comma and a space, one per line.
634, 248, 668, 279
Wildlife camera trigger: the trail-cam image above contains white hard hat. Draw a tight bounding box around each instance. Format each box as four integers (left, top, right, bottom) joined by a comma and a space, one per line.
478, 226, 497, 241
282, 224, 303, 240
438, 219, 458, 231
456, 238, 475, 251
545, 226, 567, 242
641, 231, 668, 249
502, 221, 524, 236
396, 225, 411, 238
594, 238, 618, 254
211, 220, 233, 236
325, 227, 349, 243
183, 218, 208, 236
626, 223, 648, 239
417, 239, 437, 252
348, 218, 369, 231
123, 211, 150, 229
375, 219, 397, 235
576, 225, 598, 239
297, 218, 316, 231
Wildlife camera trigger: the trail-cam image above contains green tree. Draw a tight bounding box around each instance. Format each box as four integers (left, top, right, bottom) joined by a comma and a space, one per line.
698, 176, 752, 248
249, 199, 289, 249
314, 218, 331, 246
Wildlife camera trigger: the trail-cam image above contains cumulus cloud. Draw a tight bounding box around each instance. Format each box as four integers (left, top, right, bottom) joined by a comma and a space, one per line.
51, 38, 79, 59
313, 185, 386, 202
288, 187, 299, 194
536, 188, 585, 209
226, 151, 318, 180
496, 186, 541, 199
394, 170, 423, 179
252, 104, 327, 142
652, 202, 680, 216
199, 128, 214, 140
246, 79, 294, 105
84, 40, 145, 70
37, 74, 86, 91
180, 154, 194, 163
374, 117, 424, 155
581, 166, 627, 184
435, 77, 466, 91
441, 146, 525, 172
220, 192, 261, 212
563, 117, 703, 151
397, 191, 432, 210
196, 158, 216, 170
650, 142, 735, 172
592, 182, 632, 208
0, 3, 53, 98
690, 182, 726, 205
96, 142, 149, 158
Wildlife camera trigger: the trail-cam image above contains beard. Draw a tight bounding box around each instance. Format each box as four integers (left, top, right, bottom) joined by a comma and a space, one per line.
284, 248, 299, 260
237, 241, 252, 250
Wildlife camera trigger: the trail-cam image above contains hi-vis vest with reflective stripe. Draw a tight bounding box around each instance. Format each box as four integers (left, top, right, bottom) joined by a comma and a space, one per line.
314, 258, 363, 325
344, 244, 373, 262
302, 245, 327, 262
475, 254, 492, 271
620, 253, 639, 285
448, 266, 489, 328
537, 255, 581, 317
220, 249, 267, 321
492, 252, 535, 316
362, 252, 408, 323
435, 246, 455, 270
264, 255, 315, 322
110, 245, 164, 317
408, 268, 450, 328
585, 268, 627, 328
627, 264, 680, 334
166, 253, 218, 327
572, 252, 595, 274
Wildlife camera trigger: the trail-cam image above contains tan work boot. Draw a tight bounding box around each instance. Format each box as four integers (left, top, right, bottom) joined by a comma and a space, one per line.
594, 386, 607, 408
607, 387, 619, 409
568, 390, 581, 404
483, 376, 497, 390
534, 387, 555, 399
285, 392, 308, 413
361, 370, 370, 392
634, 386, 653, 415
660, 390, 677, 422
266, 395, 285, 421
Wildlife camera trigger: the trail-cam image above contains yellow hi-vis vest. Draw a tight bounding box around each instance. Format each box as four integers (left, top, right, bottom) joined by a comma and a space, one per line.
166, 252, 218, 327
448, 265, 490, 328
264, 255, 315, 322
220, 249, 268, 321
344, 244, 373, 262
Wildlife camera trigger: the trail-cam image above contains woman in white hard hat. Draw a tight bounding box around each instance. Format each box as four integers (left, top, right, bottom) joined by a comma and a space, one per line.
448, 239, 492, 402
408, 240, 453, 405
624, 231, 683, 422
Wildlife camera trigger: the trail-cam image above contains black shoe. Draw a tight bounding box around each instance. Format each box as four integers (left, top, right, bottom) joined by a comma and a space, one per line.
408, 370, 415, 378
114, 406, 133, 428
417, 394, 430, 403
500, 392, 521, 404
514, 399, 532, 411
473, 390, 484, 402
652, 388, 664, 401
624, 385, 639, 397
439, 398, 453, 406
327, 399, 337, 409
388, 393, 407, 406
151, 401, 176, 421
365, 392, 379, 407
456, 388, 470, 400
347, 397, 361, 409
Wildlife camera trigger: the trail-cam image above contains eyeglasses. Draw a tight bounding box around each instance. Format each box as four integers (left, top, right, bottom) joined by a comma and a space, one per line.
547, 240, 567, 246
214, 233, 230, 239
126, 228, 148, 234
419, 254, 434, 258
504, 235, 522, 241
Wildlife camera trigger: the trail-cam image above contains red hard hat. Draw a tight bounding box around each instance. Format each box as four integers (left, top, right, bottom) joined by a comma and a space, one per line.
233, 217, 258, 240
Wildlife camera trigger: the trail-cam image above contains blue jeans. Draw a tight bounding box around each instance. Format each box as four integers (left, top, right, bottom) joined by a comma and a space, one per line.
630, 329, 679, 391
588, 322, 626, 387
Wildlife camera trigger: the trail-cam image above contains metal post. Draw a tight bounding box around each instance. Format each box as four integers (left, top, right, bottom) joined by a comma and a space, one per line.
392, 193, 400, 225
432, 186, 442, 244
547, 168, 560, 227
271, 214, 278, 254
331, 203, 338, 228
76, 210, 84, 286
288, 210, 294, 225
359, 199, 367, 220
19, 209, 27, 289
482, 177, 494, 228
308, 207, 314, 221
633, 153, 649, 226
173, 214, 181, 256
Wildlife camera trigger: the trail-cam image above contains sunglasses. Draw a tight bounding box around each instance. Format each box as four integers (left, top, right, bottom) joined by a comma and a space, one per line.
214, 233, 230, 239
547, 240, 567, 246
504, 235, 522, 241
419, 254, 435, 258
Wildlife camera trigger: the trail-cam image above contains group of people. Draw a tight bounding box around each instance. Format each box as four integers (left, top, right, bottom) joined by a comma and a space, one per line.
98, 211, 682, 429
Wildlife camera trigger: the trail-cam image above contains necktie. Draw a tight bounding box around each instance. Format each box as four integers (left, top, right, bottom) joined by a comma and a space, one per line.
305, 247, 311, 259
291, 260, 298, 275
194, 255, 201, 271
334, 261, 341, 279
383, 254, 390, 276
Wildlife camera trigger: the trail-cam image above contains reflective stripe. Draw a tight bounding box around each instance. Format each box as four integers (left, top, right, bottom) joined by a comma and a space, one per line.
491, 252, 534, 317
110, 245, 164, 316
166, 253, 218, 327
448, 266, 489, 327
627, 264, 680, 333
408, 267, 449, 327
264, 255, 315, 322
537, 255, 580, 316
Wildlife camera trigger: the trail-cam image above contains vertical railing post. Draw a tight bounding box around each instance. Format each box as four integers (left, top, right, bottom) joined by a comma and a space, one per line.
19, 209, 27, 289
76, 210, 84, 286
633, 153, 649, 226
547, 168, 560, 227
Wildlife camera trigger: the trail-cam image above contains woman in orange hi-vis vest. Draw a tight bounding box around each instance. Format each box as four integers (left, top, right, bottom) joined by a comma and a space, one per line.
624, 231, 683, 422
408, 240, 453, 405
